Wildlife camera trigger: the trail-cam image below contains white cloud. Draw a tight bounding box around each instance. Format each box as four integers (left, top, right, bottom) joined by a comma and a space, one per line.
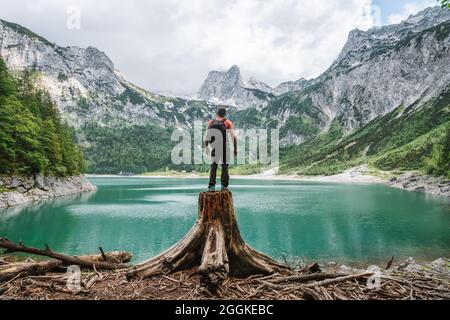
388, 0, 436, 24
1, 0, 376, 95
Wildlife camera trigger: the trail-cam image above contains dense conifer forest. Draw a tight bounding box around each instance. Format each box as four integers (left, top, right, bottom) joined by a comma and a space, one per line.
0, 58, 84, 176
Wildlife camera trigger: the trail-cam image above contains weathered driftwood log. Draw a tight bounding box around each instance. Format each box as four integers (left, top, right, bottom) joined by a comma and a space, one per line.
127, 190, 288, 289
78, 250, 133, 264
270, 273, 349, 284
0, 238, 130, 270
0, 259, 62, 282
0, 251, 132, 283
302, 272, 373, 288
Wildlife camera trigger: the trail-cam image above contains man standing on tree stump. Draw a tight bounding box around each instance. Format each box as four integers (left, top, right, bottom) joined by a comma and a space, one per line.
204, 107, 237, 192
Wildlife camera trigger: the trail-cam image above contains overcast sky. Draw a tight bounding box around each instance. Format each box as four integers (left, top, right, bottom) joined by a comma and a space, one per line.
0, 0, 437, 95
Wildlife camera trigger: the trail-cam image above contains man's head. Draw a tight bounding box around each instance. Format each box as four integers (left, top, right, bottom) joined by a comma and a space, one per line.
217, 108, 227, 118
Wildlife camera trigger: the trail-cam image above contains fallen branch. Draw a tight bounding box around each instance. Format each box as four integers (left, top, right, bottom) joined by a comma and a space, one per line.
303, 272, 373, 288
0, 260, 62, 282
0, 238, 130, 270
78, 251, 133, 264
270, 273, 348, 284
25, 278, 89, 295
85, 274, 104, 289
381, 275, 450, 293
385, 256, 394, 270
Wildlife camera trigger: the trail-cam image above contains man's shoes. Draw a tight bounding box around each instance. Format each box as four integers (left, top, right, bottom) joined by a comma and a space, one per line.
207, 185, 228, 192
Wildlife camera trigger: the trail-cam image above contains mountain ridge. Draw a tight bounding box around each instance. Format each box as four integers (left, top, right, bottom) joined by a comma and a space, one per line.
197, 65, 274, 110
265, 6, 450, 146
1, 7, 449, 176
197, 64, 312, 109
0, 18, 225, 128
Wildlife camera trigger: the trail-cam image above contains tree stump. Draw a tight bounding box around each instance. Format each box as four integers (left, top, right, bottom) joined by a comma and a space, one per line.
127, 190, 288, 289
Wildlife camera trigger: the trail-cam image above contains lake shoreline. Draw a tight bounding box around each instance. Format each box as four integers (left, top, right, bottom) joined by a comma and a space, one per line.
0, 175, 96, 209
388, 172, 450, 198
86, 168, 385, 185
87, 166, 450, 197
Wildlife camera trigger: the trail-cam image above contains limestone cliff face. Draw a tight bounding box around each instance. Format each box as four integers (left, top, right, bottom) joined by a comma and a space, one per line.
0, 19, 220, 128
197, 65, 310, 109
267, 7, 450, 144
197, 65, 274, 110
0, 175, 96, 208
271, 78, 310, 96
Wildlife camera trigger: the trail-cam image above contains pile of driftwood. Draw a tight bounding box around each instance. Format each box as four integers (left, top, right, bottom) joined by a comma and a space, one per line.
221, 266, 450, 300
0, 237, 131, 293
1, 238, 449, 300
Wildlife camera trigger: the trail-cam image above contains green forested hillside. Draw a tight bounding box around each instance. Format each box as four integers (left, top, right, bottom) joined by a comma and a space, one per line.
281, 88, 450, 178
0, 58, 84, 176
80, 88, 450, 176
81, 123, 174, 174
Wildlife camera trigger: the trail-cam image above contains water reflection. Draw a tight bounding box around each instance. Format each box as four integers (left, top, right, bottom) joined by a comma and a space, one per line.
0, 191, 96, 221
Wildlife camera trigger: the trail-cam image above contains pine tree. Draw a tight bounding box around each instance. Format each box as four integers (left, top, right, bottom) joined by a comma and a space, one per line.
39, 119, 62, 174
0, 96, 17, 174
12, 100, 46, 174
60, 128, 76, 175
0, 59, 15, 96
437, 125, 450, 178
0, 59, 18, 174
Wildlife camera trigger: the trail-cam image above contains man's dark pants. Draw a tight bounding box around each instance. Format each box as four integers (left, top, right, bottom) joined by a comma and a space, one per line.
208, 149, 229, 188
208, 162, 229, 188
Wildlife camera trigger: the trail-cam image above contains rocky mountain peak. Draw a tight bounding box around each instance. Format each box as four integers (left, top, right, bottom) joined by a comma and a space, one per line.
335, 6, 450, 69
245, 77, 272, 92
0, 18, 221, 128
269, 5, 450, 145
272, 78, 310, 96
0, 19, 54, 47
197, 65, 273, 109
84, 46, 115, 71
228, 64, 241, 76
204, 65, 242, 88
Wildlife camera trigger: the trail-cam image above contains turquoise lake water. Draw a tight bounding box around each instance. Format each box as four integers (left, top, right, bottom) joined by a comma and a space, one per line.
0, 177, 449, 264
